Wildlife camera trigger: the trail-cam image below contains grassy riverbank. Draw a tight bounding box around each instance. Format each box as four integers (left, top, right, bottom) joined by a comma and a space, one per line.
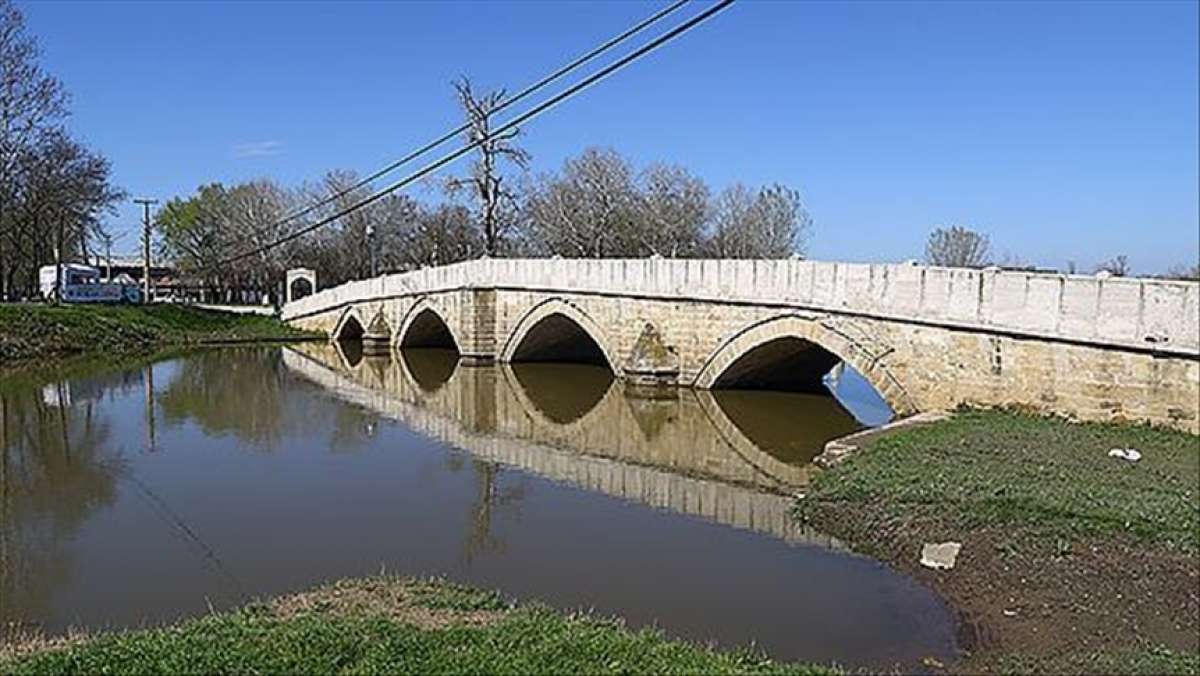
798, 409, 1200, 674
0, 304, 316, 364
1, 577, 830, 675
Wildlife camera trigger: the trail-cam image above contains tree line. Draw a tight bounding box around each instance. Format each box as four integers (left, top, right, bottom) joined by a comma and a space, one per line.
155, 77, 811, 300
924, 225, 1198, 280
0, 0, 123, 300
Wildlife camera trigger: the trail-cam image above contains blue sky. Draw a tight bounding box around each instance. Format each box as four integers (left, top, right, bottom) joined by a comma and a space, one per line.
23, 0, 1200, 273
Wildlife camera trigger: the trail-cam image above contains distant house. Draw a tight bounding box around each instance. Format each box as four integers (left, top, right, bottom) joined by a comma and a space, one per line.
97, 255, 175, 286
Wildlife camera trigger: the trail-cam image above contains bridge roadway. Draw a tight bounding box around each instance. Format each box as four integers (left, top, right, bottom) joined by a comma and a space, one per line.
283, 258, 1200, 432
282, 342, 847, 547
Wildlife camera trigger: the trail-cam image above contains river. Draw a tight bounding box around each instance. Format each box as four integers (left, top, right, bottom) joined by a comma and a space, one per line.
0, 344, 956, 669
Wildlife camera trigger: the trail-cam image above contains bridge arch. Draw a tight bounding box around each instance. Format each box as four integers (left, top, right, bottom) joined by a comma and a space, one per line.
693, 314, 916, 416
396, 299, 460, 351
500, 298, 618, 370
332, 307, 367, 343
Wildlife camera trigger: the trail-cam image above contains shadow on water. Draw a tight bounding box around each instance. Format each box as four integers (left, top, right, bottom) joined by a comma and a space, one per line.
0, 344, 957, 670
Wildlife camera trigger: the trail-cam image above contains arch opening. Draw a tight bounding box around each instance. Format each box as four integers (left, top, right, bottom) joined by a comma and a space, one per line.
709, 335, 895, 427
400, 308, 458, 351
289, 277, 313, 302
510, 313, 611, 368
711, 337, 840, 394
336, 314, 365, 343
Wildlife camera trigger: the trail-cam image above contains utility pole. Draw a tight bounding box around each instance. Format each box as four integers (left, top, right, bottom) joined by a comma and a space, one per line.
366, 223, 377, 278
133, 198, 158, 303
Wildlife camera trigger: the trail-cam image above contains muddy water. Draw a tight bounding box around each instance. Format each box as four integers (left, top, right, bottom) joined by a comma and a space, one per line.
0, 345, 955, 669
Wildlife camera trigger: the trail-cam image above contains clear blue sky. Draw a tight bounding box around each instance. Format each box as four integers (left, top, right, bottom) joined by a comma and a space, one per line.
23, 0, 1200, 273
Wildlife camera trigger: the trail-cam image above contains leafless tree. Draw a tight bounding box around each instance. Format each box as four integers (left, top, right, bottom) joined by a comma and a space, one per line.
525, 147, 638, 258
705, 183, 810, 258
527, 148, 807, 260
924, 226, 991, 268
1162, 263, 1199, 281
9, 130, 121, 299
0, 0, 68, 299
634, 163, 709, 257
445, 77, 529, 256
398, 204, 480, 269
1094, 255, 1130, 277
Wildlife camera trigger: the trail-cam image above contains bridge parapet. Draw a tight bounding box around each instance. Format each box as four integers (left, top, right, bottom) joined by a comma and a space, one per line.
285, 259, 1199, 356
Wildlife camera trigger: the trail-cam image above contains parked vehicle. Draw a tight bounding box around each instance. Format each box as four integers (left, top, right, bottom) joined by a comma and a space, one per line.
38, 264, 141, 303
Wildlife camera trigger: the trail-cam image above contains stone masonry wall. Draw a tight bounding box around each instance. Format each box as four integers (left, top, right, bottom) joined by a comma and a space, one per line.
284, 259, 1200, 432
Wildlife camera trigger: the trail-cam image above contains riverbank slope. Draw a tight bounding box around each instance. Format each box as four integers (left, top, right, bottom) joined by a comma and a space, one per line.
0, 304, 317, 364
1, 577, 829, 675
800, 409, 1199, 674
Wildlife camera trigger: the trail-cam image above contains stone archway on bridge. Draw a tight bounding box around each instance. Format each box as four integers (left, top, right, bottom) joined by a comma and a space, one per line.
395, 298, 461, 351
285, 268, 316, 304
332, 306, 367, 343
692, 314, 917, 416
499, 298, 618, 371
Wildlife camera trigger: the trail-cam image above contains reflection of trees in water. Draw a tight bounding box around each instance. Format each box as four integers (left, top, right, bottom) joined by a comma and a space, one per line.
0, 386, 123, 633
158, 348, 290, 449
157, 346, 385, 455
442, 456, 527, 564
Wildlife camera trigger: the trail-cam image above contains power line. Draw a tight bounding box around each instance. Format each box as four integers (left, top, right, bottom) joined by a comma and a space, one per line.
216, 0, 736, 268
246, 0, 691, 241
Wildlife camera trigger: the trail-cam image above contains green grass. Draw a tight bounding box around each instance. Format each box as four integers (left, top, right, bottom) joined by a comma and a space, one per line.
2, 578, 831, 675
0, 304, 318, 363
803, 409, 1200, 553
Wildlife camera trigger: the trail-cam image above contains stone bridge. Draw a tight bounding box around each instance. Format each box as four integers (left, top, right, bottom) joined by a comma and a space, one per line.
282, 258, 1200, 432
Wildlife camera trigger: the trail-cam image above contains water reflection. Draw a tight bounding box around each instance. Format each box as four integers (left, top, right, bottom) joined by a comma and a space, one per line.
289, 343, 864, 500
0, 347, 955, 669
0, 379, 124, 634
400, 348, 459, 393
509, 363, 613, 425
158, 348, 290, 448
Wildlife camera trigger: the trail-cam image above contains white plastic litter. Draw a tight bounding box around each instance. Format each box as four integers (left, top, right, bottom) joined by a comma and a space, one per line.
1108, 448, 1142, 462
920, 542, 962, 570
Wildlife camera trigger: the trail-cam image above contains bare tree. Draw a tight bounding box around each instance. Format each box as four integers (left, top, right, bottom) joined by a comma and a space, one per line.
11, 130, 121, 300
1094, 255, 1130, 277
1162, 263, 1199, 281
705, 183, 809, 258
525, 147, 638, 258
445, 77, 529, 256
924, 226, 991, 268
398, 204, 480, 269
635, 163, 709, 257
0, 0, 68, 299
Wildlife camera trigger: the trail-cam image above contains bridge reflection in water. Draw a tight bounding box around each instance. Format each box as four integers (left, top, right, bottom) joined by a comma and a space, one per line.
283, 342, 864, 546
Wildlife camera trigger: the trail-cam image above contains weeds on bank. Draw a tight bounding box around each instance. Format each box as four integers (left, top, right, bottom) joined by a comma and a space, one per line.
803, 409, 1200, 553
1, 578, 834, 675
